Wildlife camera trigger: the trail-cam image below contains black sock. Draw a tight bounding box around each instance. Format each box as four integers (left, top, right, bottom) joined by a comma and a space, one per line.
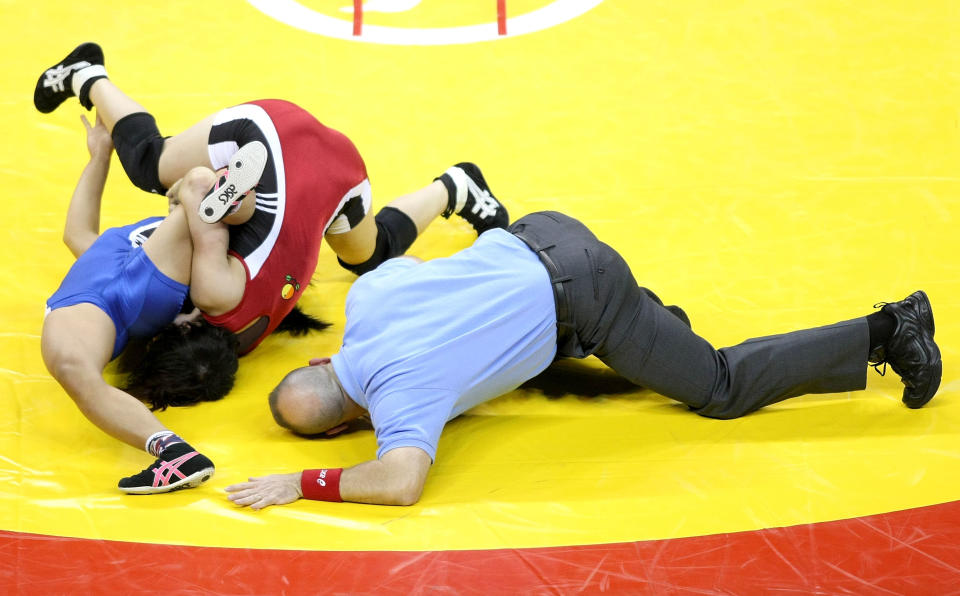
866, 311, 896, 353
71, 65, 108, 110
78, 75, 107, 110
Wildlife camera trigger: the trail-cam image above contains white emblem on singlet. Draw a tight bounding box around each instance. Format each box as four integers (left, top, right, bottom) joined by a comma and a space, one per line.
127, 220, 163, 248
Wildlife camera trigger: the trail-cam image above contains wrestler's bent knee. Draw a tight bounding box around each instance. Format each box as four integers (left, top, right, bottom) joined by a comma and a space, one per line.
337, 207, 418, 276
112, 112, 168, 194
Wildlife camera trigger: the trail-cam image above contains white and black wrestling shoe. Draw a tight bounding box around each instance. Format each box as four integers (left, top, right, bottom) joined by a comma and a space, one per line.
435, 162, 509, 234
34, 42, 106, 113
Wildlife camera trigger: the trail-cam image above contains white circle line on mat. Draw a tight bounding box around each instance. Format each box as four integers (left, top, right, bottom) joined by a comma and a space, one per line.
246, 0, 606, 46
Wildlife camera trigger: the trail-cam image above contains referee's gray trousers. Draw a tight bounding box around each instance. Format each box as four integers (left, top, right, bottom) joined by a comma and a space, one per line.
509, 211, 869, 419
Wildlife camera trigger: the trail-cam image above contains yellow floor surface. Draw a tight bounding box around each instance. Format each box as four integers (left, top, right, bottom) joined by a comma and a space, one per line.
1, 0, 958, 552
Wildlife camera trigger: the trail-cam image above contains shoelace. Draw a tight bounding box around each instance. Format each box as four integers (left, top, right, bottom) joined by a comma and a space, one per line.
869, 301, 890, 376
43, 66, 73, 92
870, 361, 887, 377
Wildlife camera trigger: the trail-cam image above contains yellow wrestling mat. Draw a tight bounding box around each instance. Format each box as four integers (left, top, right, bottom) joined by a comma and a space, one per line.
1, 1, 958, 552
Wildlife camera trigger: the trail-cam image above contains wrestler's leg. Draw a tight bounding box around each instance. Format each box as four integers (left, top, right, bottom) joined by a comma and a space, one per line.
35, 44, 217, 193
84, 78, 145, 132
385, 180, 450, 234
333, 164, 510, 275
328, 180, 447, 267
86, 78, 216, 192
156, 115, 216, 188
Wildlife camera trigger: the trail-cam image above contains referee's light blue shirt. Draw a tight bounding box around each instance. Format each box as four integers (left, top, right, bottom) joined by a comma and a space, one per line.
331, 229, 557, 461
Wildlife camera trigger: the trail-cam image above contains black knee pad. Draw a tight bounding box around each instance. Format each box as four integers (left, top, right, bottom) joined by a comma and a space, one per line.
337, 207, 418, 276
112, 112, 167, 194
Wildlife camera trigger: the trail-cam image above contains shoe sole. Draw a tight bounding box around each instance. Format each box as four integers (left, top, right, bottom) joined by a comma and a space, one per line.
902, 290, 941, 408
198, 141, 268, 223
119, 466, 216, 495
904, 359, 942, 409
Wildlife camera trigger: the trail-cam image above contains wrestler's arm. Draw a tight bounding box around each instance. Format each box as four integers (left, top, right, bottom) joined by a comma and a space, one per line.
167, 168, 247, 315
225, 446, 432, 508
63, 114, 113, 258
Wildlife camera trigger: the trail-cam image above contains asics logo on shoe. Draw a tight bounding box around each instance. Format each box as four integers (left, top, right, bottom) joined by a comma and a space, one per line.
465, 177, 499, 219
150, 451, 199, 487
471, 192, 500, 219
217, 183, 238, 205
43, 61, 90, 92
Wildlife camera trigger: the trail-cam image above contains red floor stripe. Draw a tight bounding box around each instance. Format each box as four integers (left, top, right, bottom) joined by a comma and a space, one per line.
353, 0, 362, 36
498, 0, 507, 35
3, 501, 960, 594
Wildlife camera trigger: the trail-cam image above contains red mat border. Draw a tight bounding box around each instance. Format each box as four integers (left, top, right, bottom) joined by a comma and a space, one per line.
3, 500, 959, 594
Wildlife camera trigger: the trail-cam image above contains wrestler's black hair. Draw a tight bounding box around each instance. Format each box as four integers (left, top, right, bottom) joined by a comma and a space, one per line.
273, 305, 331, 336
118, 320, 239, 411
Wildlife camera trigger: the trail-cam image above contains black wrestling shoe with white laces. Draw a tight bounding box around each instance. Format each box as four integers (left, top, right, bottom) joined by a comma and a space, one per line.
34, 42, 104, 113
869, 290, 941, 408
435, 162, 509, 234
118, 442, 215, 495
198, 141, 268, 223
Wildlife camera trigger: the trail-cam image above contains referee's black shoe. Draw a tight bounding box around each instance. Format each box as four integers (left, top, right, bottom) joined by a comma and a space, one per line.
869, 290, 941, 408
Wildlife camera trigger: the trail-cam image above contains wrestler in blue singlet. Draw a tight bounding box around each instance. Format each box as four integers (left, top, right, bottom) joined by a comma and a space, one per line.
46, 217, 189, 359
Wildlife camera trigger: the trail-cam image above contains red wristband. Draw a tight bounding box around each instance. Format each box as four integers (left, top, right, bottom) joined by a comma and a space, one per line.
301, 468, 343, 502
